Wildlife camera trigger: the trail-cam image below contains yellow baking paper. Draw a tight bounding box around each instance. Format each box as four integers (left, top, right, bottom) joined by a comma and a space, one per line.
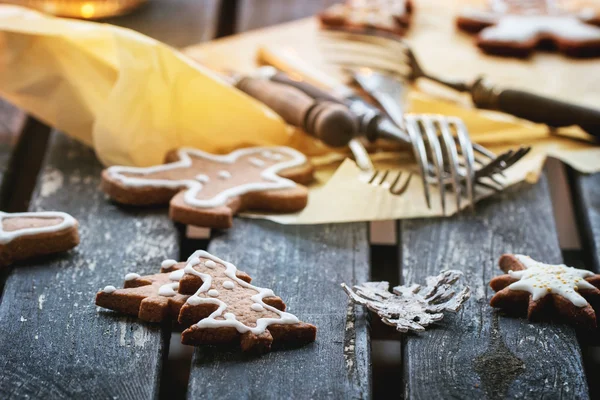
0, 5, 302, 167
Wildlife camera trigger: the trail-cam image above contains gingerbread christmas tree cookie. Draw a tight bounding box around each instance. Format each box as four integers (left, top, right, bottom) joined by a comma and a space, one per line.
320, 0, 413, 37
96, 251, 317, 353
0, 211, 79, 267
490, 254, 600, 328
102, 147, 313, 229
457, 0, 600, 58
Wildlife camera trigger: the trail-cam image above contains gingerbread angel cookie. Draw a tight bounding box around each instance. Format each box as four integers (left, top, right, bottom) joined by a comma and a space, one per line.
96, 251, 316, 353
102, 147, 313, 229
457, 0, 600, 58
320, 0, 413, 37
0, 211, 79, 267
490, 254, 600, 329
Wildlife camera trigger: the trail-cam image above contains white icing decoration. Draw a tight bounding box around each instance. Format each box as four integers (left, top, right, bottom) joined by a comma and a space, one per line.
169, 269, 185, 281
195, 174, 210, 183
161, 259, 177, 268
218, 170, 232, 180
261, 150, 273, 158
105, 147, 306, 209
183, 250, 299, 335
204, 260, 216, 269
124, 273, 140, 281
223, 280, 235, 289
325, 0, 409, 29
208, 289, 219, 297
508, 255, 596, 308
460, 8, 600, 43
249, 157, 266, 167
0, 211, 76, 245
251, 303, 264, 312
103, 285, 116, 293
189, 257, 201, 266
158, 282, 179, 297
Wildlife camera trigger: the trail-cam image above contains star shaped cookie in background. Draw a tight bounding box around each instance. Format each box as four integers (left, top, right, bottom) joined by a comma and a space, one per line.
101, 146, 314, 229
0, 211, 79, 267
320, 0, 413, 37
456, 0, 600, 58
96, 251, 317, 354
490, 254, 600, 328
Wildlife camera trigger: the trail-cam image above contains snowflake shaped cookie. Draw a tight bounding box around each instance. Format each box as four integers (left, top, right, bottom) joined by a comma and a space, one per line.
457, 0, 600, 57
102, 147, 313, 229
490, 254, 600, 328
320, 0, 413, 37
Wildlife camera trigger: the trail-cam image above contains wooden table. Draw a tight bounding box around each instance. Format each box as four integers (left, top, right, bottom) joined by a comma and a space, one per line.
0, 1, 598, 399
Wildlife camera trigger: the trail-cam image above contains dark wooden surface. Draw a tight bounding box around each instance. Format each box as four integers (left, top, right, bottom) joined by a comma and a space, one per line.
572, 173, 600, 273
105, 0, 221, 47
187, 221, 371, 399
400, 175, 589, 399
0, 133, 180, 399
236, 0, 337, 32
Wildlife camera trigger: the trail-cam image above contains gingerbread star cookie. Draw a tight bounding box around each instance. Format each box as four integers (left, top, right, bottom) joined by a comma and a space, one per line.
0, 211, 79, 267
490, 254, 600, 329
96, 251, 317, 353
457, 0, 600, 58
101, 147, 313, 229
320, 0, 413, 37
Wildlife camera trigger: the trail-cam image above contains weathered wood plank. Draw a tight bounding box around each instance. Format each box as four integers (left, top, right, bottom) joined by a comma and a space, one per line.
0, 132, 179, 399
105, 0, 221, 47
236, 0, 338, 32
400, 174, 589, 399
187, 220, 371, 399
571, 172, 600, 273
0, 99, 26, 208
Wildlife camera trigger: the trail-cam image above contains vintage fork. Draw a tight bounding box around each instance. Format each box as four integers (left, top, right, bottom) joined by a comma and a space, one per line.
349, 67, 529, 213
319, 28, 600, 138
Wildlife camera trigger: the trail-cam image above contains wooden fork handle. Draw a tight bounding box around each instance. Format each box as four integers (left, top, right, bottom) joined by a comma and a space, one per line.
235, 76, 357, 147
269, 72, 343, 103
472, 79, 600, 140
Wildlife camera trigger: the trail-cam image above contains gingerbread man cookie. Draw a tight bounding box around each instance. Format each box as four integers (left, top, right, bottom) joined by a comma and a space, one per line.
102, 147, 313, 229
490, 254, 600, 329
320, 0, 413, 37
457, 0, 600, 58
96, 251, 317, 353
0, 211, 79, 267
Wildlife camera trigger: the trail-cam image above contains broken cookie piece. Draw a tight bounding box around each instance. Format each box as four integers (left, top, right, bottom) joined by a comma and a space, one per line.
0, 211, 79, 267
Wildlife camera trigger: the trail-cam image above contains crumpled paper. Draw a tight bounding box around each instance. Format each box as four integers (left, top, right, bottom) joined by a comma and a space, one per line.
0, 5, 329, 167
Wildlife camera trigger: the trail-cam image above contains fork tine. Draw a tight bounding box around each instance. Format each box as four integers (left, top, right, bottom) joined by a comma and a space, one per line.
405, 116, 432, 209
419, 116, 447, 215
450, 117, 476, 210
436, 115, 463, 212
475, 151, 513, 178
389, 171, 412, 195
